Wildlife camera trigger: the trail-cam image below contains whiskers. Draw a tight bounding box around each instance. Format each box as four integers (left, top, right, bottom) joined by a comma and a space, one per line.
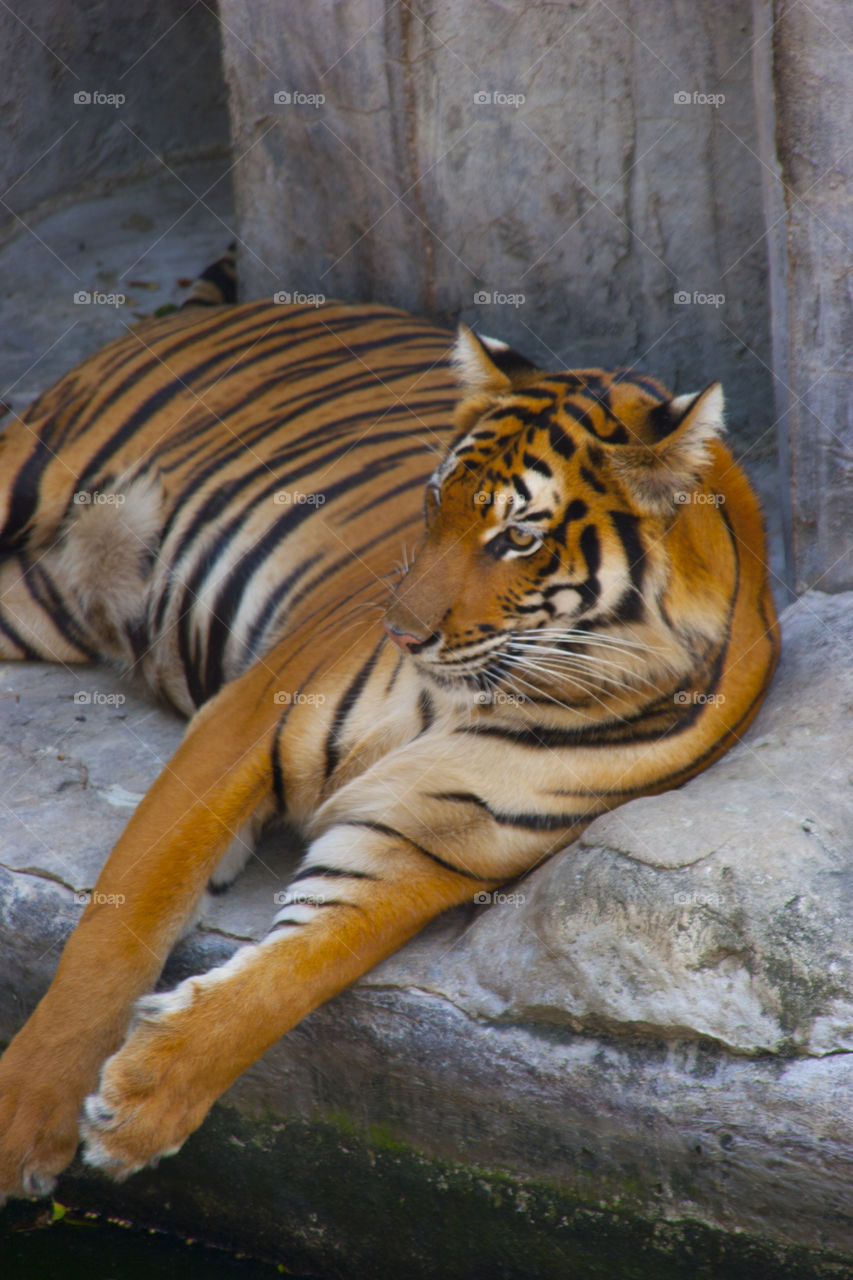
390, 541, 415, 581
478, 624, 670, 720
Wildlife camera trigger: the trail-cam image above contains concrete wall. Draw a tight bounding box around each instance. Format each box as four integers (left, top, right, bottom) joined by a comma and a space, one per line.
0, 0, 230, 236
219, 0, 774, 469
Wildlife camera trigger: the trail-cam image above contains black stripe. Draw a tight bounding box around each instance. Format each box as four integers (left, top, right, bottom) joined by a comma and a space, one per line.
609, 509, 645, 592
289, 864, 378, 883
279, 512, 417, 625
553, 497, 588, 546
341, 820, 486, 881
0, 610, 39, 658
428, 789, 592, 831
548, 423, 576, 460
24, 562, 100, 659
522, 451, 552, 478
577, 524, 602, 607
70, 305, 282, 451
512, 474, 532, 503
183, 447, 426, 703
323, 641, 384, 780
0, 438, 54, 547
340, 473, 427, 524
417, 688, 435, 733
241, 551, 326, 666
579, 464, 607, 494
271, 726, 287, 813
155, 390, 450, 562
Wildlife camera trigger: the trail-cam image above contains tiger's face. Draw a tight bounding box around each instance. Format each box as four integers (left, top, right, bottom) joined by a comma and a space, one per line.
383, 328, 732, 713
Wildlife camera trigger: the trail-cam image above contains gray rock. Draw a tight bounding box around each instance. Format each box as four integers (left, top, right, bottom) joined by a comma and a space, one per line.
2, 592, 853, 1266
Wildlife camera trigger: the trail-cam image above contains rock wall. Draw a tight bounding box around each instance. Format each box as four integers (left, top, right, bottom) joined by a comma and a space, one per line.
218, 0, 774, 470
0, 0, 229, 237
759, 0, 853, 593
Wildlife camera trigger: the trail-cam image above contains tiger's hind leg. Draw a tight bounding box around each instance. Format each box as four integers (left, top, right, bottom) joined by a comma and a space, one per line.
0, 477, 162, 666
0, 552, 98, 662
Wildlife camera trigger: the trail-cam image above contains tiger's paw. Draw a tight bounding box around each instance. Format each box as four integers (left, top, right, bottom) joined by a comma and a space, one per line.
80, 990, 211, 1180
0, 1037, 84, 1199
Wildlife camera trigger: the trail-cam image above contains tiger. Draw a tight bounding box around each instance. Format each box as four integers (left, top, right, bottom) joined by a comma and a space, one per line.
0, 291, 779, 1199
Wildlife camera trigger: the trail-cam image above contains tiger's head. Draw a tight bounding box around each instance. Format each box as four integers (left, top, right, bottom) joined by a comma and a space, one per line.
383, 327, 743, 718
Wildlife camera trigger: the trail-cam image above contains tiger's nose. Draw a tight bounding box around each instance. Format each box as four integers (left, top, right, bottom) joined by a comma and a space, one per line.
383, 621, 429, 653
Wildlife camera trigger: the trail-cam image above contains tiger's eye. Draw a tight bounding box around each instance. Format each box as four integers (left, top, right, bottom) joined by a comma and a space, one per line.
506, 526, 538, 549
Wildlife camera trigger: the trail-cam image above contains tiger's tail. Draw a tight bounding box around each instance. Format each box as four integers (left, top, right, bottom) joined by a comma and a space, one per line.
179, 243, 237, 308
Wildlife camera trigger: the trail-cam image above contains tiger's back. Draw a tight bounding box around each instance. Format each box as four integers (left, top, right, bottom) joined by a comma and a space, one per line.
0, 301, 460, 714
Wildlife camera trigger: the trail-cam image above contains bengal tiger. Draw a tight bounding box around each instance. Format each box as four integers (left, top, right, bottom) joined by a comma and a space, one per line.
0, 293, 778, 1198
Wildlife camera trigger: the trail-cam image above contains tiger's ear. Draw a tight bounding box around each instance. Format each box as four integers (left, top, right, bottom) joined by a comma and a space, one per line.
452, 325, 514, 394
609, 382, 725, 514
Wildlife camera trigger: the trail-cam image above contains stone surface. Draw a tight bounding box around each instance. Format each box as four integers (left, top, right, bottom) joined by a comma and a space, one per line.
1, 593, 853, 1266
217, 0, 774, 471
0, 161, 236, 416
0, 0, 229, 237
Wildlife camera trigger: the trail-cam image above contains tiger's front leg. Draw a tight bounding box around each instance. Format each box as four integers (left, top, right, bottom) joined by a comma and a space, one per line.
81, 825, 497, 1179
0, 661, 279, 1200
